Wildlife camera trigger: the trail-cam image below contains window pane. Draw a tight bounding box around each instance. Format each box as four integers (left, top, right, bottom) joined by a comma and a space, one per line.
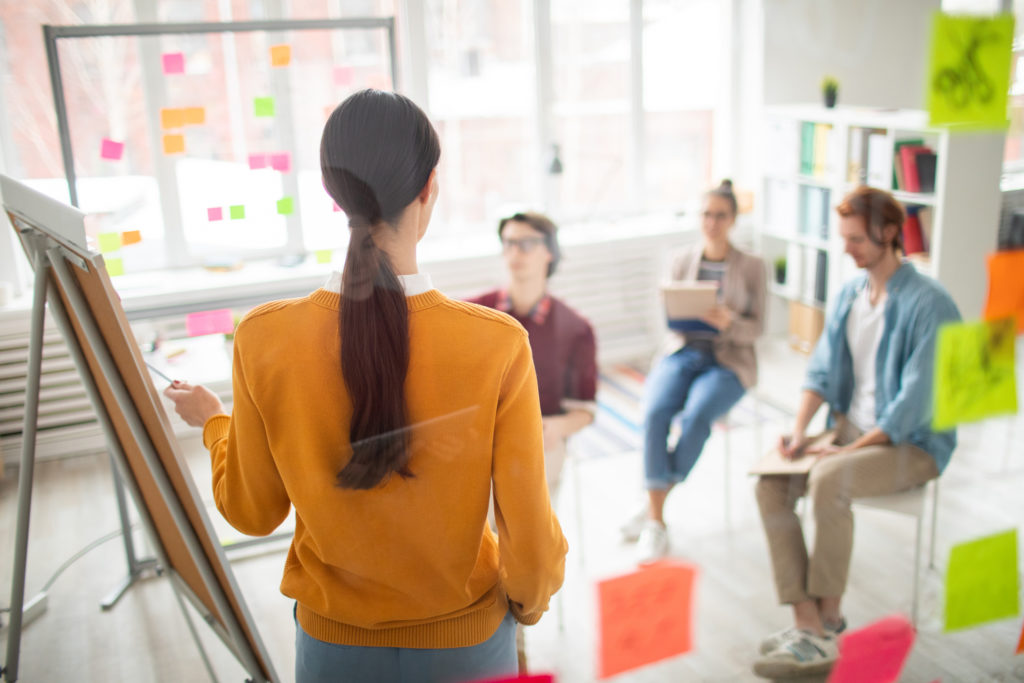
550, 0, 632, 219
643, 0, 721, 212
425, 0, 538, 248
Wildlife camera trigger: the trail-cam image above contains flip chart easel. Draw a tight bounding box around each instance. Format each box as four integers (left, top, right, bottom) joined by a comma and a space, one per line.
1, 174, 278, 683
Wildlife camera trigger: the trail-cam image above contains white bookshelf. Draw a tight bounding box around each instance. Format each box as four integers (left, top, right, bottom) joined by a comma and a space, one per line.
758, 104, 1005, 339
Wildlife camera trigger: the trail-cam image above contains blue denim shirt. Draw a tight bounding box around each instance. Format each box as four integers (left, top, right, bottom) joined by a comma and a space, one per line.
804, 263, 961, 473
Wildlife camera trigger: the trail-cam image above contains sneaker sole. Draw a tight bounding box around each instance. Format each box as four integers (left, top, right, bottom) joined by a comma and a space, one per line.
752, 658, 835, 678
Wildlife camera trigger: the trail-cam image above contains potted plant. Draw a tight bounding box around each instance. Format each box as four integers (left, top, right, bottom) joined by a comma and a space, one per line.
822, 76, 839, 109
774, 256, 787, 284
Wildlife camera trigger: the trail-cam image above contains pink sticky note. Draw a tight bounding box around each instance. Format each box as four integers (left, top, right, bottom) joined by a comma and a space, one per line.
472, 675, 555, 683
185, 309, 234, 337
333, 65, 354, 86
828, 615, 915, 683
248, 154, 267, 170
332, 201, 341, 212
162, 52, 185, 74
270, 152, 291, 172
100, 138, 124, 161
207, 207, 223, 221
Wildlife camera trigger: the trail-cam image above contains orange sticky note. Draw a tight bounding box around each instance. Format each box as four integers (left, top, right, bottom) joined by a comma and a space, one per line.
984, 250, 1024, 333
1017, 618, 1024, 653
162, 134, 185, 155
597, 561, 697, 678
270, 44, 291, 67
121, 230, 142, 246
827, 615, 915, 683
183, 107, 205, 125
160, 108, 185, 129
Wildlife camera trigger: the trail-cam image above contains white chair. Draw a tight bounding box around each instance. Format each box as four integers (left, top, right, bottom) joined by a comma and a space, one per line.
716, 392, 763, 529
801, 478, 941, 626
852, 479, 940, 626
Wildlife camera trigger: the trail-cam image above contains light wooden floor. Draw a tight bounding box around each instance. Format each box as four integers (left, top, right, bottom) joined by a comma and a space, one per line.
2, 342, 1024, 682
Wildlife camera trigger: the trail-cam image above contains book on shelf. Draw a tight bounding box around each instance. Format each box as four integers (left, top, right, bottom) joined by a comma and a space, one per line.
814, 248, 828, 304
866, 132, 890, 188
917, 206, 933, 251
915, 151, 937, 193
892, 138, 924, 190
847, 127, 885, 185
902, 207, 926, 254
800, 122, 816, 175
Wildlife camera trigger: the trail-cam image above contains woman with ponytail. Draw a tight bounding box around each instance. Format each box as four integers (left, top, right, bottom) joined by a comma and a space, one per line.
165, 89, 567, 683
621, 179, 766, 563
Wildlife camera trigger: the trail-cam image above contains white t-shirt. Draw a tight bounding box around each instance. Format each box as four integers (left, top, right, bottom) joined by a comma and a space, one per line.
846, 284, 887, 432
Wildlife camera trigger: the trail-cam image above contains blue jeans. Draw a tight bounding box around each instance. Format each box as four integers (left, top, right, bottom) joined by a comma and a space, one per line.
643, 347, 745, 489
295, 608, 517, 683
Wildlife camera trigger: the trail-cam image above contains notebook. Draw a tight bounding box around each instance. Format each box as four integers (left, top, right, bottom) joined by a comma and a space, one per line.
662, 281, 719, 334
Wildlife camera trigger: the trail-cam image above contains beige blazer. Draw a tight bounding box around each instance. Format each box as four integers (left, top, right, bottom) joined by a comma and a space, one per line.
661, 244, 766, 389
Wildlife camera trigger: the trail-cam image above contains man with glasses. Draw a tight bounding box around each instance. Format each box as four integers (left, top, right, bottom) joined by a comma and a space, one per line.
469, 212, 598, 498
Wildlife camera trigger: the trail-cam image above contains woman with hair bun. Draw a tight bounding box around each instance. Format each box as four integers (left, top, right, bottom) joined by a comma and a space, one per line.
622, 179, 766, 563
165, 89, 567, 683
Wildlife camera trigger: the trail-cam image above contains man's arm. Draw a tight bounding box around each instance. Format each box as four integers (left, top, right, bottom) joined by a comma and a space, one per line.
779, 389, 826, 457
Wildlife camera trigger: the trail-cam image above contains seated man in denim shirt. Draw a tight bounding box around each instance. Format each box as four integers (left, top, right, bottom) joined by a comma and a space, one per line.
752, 187, 961, 679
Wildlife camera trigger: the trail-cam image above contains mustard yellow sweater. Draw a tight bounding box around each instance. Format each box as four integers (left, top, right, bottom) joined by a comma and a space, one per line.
202, 288, 567, 648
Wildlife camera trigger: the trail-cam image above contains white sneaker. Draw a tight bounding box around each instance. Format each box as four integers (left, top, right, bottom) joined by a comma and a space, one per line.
619, 503, 649, 543
635, 520, 669, 563
757, 618, 845, 655
752, 630, 838, 678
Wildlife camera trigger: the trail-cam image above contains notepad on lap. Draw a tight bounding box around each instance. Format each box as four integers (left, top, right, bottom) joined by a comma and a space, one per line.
748, 432, 835, 475
662, 282, 719, 334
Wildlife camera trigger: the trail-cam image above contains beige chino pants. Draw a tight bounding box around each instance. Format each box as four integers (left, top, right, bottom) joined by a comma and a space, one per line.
755, 418, 939, 604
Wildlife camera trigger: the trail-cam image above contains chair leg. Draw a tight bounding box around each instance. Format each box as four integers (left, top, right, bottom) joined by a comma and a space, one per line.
724, 422, 732, 530
573, 451, 585, 569
912, 514, 923, 628
929, 480, 940, 570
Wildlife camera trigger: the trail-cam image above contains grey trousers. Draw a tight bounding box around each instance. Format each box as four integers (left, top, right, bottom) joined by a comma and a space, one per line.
755, 418, 939, 604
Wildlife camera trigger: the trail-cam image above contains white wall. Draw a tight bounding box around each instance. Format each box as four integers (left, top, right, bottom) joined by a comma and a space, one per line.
762, 0, 941, 108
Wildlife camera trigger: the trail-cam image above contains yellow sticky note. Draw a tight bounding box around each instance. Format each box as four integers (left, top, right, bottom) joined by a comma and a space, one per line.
270, 44, 291, 67
183, 107, 206, 125
932, 318, 1018, 430
160, 107, 185, 129
105, 257, 125, 277
927, 12, 1015, 129
945, 529, 1019, 631
121, 230, 142, 246
97, 232, 121, 253
163, 134, 185, 155
315, 249, 332, 264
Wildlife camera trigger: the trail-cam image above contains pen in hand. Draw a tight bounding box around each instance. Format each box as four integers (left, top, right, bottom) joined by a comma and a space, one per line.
144, 361, 175, 385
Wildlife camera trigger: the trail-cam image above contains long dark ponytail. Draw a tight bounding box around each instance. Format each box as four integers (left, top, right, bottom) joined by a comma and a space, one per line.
320, 90, 440, 489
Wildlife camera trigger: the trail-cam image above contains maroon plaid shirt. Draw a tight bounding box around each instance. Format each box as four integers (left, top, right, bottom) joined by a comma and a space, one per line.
467, 290, 598, 416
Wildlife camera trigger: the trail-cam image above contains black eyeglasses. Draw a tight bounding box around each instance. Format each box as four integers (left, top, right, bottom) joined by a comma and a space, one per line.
501, 237, 546, 253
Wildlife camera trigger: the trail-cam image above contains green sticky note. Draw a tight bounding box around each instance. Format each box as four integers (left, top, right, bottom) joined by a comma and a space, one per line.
927, 12, 1015, 129
105, 257, 124, 277
97, 232, 121, 253
276, 196, 294, 215
945, 529, 1019, 631
254, 96, 275, 117
315, 249, 332, 264
932, 318, 1018, 430
229, 205, 245, 220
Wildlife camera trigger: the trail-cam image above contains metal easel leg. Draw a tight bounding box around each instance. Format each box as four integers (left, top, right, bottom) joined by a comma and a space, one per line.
170, 576, 221, 683
100, 462, 159, 610
3, 246, 49, 683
